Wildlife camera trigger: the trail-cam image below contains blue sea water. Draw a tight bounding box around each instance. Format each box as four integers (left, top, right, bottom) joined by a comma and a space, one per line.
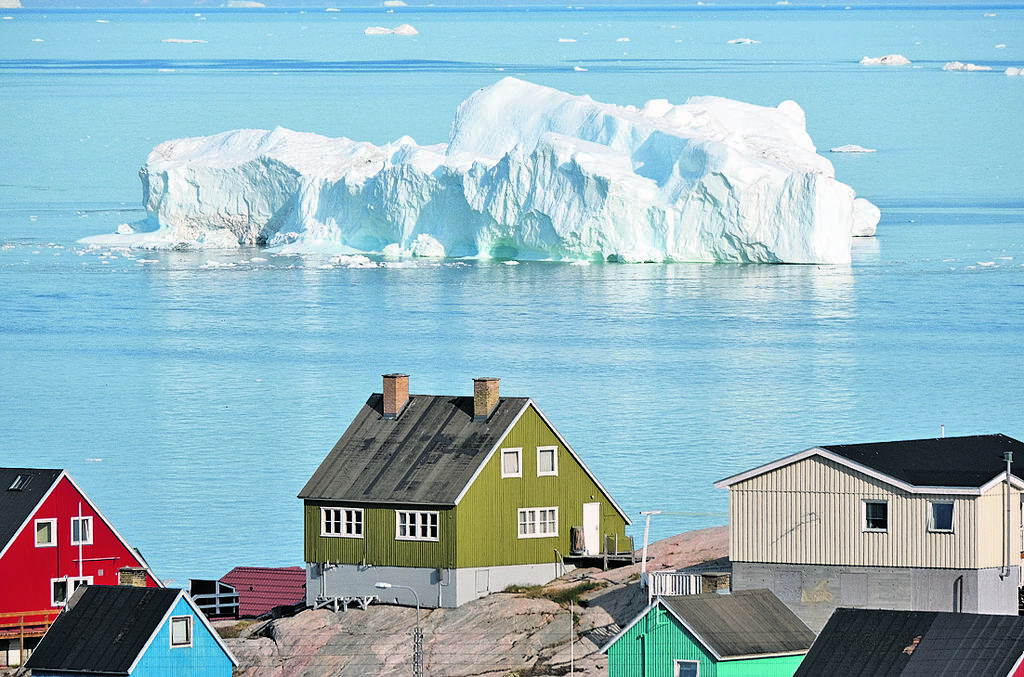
1, 4, 1023, 587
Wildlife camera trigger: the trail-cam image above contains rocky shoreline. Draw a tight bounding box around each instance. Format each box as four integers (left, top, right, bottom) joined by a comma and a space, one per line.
220, 526, 728, 677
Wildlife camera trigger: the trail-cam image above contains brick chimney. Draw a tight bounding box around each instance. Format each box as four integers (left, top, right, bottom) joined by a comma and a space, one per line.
473, 377, 500, 421
118, 567, 148, 587
382, 373, 409, 419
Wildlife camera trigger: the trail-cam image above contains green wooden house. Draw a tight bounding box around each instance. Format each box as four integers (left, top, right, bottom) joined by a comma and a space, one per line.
601, 590, 815, 677
298, 374, 631, 609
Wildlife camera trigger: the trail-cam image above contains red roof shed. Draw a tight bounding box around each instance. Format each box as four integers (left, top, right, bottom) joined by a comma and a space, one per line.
219, 566, 305, 618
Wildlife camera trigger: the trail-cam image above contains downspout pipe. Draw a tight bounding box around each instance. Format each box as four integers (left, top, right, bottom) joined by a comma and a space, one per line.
1003, 451, 1013, 579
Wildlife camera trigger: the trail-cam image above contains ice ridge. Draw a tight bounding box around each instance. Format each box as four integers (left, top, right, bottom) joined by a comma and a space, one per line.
89, 78, 879, 264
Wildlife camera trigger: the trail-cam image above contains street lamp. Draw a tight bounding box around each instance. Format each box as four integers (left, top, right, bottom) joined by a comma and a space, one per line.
375, 582, 423, 677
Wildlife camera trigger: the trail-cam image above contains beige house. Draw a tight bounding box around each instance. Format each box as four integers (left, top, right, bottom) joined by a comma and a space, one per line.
715, 434, 1024, 632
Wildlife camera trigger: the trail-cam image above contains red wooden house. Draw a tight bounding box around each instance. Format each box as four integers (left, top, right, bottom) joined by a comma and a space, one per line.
0, 467, 161, 666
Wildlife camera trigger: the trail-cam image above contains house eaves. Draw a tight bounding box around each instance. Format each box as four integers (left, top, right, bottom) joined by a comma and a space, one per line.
714, 447, 1023, 496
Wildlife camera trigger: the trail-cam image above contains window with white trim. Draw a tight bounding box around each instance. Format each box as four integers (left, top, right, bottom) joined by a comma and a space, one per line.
929, 501, 954, 532
396, 511, 439, 541
863, 500, 888, 532
51, 577, 91, 607
35, 518, 57, 547
71, 515, 93, 546
518, 507, 558, 538
321, 507, 363, 538
501, 448, 522, 478
674, 660, 699, 677
170, 616, 193, 647
537, 446, 558, 476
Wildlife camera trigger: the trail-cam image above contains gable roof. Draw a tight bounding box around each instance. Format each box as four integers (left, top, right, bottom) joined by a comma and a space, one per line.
0, 467, 63, 553
299, 393, 531, 505
220, 566, 306, 617
24, 585, 237, 674
794, 607, 1024, 677
602, 589, 814, 660
715, 434, 1024, 494
0, 468, 163, 584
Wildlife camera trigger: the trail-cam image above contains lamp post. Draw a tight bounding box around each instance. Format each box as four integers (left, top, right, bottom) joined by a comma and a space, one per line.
375, 582, 423, 677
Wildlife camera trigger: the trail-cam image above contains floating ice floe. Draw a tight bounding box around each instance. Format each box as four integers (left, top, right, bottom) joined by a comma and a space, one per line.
943, 61, 991, 71
383, 0, 407, 6
830, 144, 876, 153
1005, 67, 1024, 76
162, 38, 207, 44
860, 54, 911, 66
88, 77, 879, 264
365, 24, 417, 35
558, 38, 577, 43
728, 38, 761, 45
226, 0, 266, 6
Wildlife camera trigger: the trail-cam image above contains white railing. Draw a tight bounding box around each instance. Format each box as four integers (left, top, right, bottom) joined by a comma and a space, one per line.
645, 571, 702, 603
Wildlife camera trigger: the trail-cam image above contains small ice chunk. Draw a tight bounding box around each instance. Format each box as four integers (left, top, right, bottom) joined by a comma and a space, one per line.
943, 61, 991, 71
852, 198, 880, 237
860, 54, 911, 65
365, 24, 417, 35
383, 0, 407, 5
616, 37, 630, 42
830, 144, 876, 153
162, 38, 207, 44
728, 38, 761, 45
558, 38, 577, 43
1005, 67, 1024, 76
117, 223, 136, 234
409, 234, 445, 258
573, 65, 587, 72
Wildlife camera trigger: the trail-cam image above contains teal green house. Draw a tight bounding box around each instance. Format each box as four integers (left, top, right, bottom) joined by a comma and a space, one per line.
298, 374, 631, 609
601, 590, 814, 677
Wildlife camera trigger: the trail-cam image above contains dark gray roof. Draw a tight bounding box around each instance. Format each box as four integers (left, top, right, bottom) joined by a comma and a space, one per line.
299, 393, 531, 505
0, 467, 62, 551
661, 589, 815, 659
24, 585, 183, 674
794, 608, 1024, 677
821, 434, 1024, 487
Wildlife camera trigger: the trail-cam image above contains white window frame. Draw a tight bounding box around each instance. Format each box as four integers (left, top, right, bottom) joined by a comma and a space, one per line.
35, 518, 57, 548
674, 660, 700, 677
70, 515, 93, 546
501, 448, 522, 478
928, 501, 955, 533
536, 446, 558, 477
170, 615, 193, 648
321, 507, 364, 538
863, 499, 888, 533
517, 507, 559, 539
396, 511, 439, 541
51, 576, 92, 607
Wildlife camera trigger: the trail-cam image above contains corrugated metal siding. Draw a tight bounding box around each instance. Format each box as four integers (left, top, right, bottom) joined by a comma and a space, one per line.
303, 503, 457, 568
607, 606, 717, 677
717, 655, 805, 677
729, 455, 993, 569
977, 482, 1022, 569
455, 405, 628, 569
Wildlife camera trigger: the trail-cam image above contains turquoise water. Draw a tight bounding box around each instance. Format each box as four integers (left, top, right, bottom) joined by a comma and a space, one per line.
1, 5, 1022, 586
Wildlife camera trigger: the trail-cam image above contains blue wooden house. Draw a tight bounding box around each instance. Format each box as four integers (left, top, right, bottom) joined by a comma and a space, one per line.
24, 585, 237, 677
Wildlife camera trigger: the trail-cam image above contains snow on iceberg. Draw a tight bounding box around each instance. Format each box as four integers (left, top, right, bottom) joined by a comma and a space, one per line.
943, 61, 991, 71
860, 54, 911, 66
88, 78, 879, 264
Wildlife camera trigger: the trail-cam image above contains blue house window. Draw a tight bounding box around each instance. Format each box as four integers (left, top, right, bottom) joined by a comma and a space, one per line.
674, 660, 699, 677
170, 616, 192, 647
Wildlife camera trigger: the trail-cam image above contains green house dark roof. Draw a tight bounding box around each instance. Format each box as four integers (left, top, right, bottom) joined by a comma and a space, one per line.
794, 607, 1024, 677
0, 467, 62, 551
298, 393, 531, 505
821, 434, 1024, 488
661, 589, 816, 659
24, 585, 184, 674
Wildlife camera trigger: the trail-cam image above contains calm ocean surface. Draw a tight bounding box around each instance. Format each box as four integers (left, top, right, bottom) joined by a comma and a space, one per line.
1, 4, 1022, 586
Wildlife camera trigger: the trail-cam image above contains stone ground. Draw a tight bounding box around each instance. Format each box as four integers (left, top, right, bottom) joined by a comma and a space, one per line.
0, 527, 727, 677
221, 526, 728, 677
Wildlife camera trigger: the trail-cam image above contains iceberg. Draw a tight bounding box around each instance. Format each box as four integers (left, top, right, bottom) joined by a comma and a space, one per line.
943, 61, 991, 71
860, 54, 911, 66
89, 78, 879, 264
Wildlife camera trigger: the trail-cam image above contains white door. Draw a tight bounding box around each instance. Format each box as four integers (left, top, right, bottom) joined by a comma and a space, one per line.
583, 502, 600, 555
